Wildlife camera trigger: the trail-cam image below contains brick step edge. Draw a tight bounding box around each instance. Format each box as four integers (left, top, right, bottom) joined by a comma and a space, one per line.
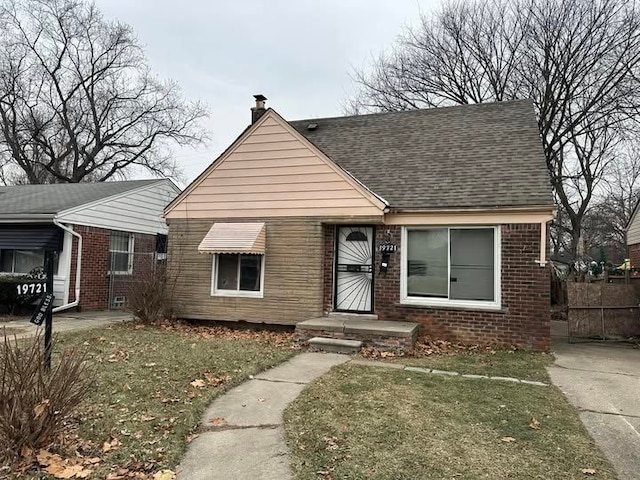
295, 329, 415, 353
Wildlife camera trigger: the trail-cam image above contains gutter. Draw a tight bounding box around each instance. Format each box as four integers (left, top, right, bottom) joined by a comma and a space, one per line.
52, 219, 82, 313
0, 214, 56, 223
387, 205, 556, 214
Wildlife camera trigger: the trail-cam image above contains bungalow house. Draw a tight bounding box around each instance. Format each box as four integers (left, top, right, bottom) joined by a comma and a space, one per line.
0, 179, 179, 312
626, 203, 640, 269
165, 96, 555, 350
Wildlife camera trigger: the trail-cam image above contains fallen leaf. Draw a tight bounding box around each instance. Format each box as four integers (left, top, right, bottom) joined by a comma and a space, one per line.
153, 469, 176, 480
106, 473, 126, 480
211, 417, 227, 426
20, 445, 33, 459
84, 457, 101, 464
190, 379, 206, 388
37, 449, 62, 466
582, 468, 597, 475
141, 415, 156, 422
203, 372, 229, 386
501, 436, 516, 443
105, 474, 126, 480
45, 463, 67, 477
51, 465, 90, 479
34, 399, 50, 419
529, 417, 540, 430
102, 437, 122, 452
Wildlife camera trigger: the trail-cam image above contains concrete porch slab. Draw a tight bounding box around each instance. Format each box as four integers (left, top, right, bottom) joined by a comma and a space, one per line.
295, 317, 345, 333
297, 317, 419, 338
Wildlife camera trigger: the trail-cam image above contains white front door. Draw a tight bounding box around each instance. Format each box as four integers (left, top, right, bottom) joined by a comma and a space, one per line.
335, 226, 374, 312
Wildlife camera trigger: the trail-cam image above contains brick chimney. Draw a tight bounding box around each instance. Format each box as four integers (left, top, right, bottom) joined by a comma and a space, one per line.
251, 94, 267, 124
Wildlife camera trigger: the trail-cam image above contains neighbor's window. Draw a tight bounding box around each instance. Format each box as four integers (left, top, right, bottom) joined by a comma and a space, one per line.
109, 232, 134, 275
402, 227, 500, 308
0, 249, 45, 274
212, 253, 263, 297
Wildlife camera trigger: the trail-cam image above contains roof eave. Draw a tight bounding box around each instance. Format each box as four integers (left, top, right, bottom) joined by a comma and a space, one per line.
0, 214, 56, 223
388, 205, 556, 214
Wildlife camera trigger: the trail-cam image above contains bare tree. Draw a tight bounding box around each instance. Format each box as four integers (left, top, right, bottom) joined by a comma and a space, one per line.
584, 145, 640, 259
0, 0, 208, 184
351, 0, 640, 259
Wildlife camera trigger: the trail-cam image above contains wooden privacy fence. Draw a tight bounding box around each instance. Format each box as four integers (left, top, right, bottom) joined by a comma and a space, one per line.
567, 281, 640, 342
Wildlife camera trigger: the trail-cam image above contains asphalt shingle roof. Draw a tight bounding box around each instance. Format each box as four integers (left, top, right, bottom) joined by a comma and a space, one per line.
0, 179, 161, 216
290, 100, 553, 210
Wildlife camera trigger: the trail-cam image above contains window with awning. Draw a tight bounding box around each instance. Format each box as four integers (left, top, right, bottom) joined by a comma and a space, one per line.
198, 222, 266, 254
0, 225, 62, 250
199, 223, 266, 298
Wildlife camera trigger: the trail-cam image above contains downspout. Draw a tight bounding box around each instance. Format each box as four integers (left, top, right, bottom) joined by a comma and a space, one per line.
535, 215, 555, 267
52, 219, 82, 313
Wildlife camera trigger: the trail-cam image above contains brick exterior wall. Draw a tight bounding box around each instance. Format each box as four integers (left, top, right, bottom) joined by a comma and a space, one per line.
322, 224, 336, 316
628, 243, 640, 270
68, 225, 157, 311
322, 223, 550, 350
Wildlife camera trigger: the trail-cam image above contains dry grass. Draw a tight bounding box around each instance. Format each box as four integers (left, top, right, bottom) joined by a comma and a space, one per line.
361, 338, 554, 382
8, 322, 297, 479
284, 364, 617, 480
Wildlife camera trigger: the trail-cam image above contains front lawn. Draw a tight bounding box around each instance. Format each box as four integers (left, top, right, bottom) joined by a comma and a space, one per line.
13, 322, 296, 479
362, 339, 554, 383
284, 364, 616, 480
393, 349, 554, 383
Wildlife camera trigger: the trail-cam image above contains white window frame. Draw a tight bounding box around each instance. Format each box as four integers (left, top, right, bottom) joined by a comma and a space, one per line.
109, 233, 135, 275
210, 253, 265, 298
0, 249, 48, 276
400, 226, 501, 310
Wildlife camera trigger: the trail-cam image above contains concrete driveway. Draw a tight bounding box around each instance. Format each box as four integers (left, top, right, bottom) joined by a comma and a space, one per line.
1, 310, 133, 339
548, 340, 640, 479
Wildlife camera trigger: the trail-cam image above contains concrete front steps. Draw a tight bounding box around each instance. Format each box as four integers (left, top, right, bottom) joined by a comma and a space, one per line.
295, 313, 419, 354
308, 337, 363, 354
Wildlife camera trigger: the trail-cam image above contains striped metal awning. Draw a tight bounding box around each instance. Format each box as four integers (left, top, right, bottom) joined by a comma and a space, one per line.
198, 222, 266, 254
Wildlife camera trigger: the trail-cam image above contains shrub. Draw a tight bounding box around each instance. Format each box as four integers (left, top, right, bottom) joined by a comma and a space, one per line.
0, 332, 92, 465
127, 264, 175, 323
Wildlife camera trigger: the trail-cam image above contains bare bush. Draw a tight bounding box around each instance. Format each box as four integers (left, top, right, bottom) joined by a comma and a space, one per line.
0, 332, 91, 465
127, 264, 176, 323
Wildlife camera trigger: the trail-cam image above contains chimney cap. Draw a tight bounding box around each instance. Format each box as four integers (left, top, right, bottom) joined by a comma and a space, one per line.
253, 94, 267, 102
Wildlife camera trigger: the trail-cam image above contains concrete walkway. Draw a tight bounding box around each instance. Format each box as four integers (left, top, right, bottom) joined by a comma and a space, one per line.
176, 352, 350, 480
548, 340, 640, 479
0, 310, 133, 339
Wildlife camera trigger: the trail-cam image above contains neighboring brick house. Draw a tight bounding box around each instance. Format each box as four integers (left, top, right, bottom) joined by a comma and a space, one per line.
626, 203, 640, 268
165, 96, 555, 350
0, 179, 179, 311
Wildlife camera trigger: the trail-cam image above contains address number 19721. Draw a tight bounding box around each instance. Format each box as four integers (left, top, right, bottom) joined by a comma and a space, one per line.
16, 283, 47, 296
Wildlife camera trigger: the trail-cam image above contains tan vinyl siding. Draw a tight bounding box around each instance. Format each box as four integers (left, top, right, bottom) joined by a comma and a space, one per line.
166, 112, 385, 219
628, 210, 640, 246
167, 218, 324, 324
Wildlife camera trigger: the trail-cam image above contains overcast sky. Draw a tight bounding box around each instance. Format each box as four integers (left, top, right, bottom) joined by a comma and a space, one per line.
92, 0, 439, 185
